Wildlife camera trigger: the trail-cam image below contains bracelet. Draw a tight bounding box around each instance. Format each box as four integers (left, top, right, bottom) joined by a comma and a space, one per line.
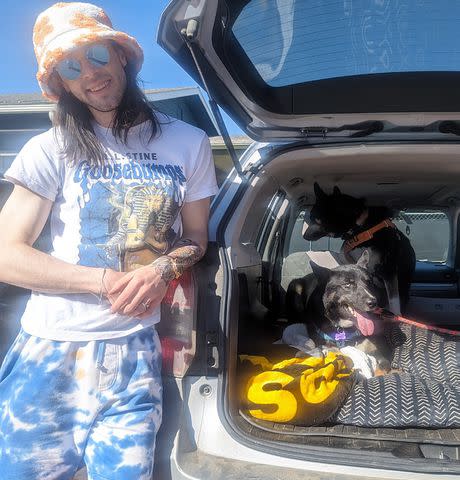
99, 268, 107, 303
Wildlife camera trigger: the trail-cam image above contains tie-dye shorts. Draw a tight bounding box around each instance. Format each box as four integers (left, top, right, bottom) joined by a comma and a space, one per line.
0, 326, 162, 480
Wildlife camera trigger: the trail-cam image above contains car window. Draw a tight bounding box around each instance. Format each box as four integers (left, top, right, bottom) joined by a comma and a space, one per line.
256, 192, 287, 257
287, 209, 450, 264
233, 0, 460, 87
393, 210, 449, 264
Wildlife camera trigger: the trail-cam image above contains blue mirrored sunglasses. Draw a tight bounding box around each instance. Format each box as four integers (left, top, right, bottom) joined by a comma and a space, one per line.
56, 44, 110, 81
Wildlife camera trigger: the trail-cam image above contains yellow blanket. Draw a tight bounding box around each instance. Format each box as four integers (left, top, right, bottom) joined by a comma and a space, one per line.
239, 352, 356, 426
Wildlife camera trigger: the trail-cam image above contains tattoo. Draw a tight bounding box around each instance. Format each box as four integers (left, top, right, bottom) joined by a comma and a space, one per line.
151, 238, 204, 282
151, 256, 176, 284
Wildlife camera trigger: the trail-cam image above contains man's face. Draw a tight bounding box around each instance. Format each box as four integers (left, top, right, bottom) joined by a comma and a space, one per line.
57, 41, 128, 127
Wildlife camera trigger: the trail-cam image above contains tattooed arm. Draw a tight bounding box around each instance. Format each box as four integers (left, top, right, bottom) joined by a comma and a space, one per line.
106, 197, 211, 316
150, 238, 205, 284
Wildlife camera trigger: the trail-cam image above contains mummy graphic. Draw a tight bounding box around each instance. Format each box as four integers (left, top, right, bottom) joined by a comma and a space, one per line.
106, 182, 182, 271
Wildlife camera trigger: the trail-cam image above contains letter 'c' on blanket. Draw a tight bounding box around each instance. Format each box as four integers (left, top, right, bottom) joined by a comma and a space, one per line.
238, 352, 356, 426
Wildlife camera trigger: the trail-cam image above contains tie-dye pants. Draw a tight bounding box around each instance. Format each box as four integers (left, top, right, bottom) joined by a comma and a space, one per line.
0, 326, 162, 480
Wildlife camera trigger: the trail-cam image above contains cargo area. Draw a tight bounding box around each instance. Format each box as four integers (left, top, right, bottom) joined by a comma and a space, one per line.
222, 142, 460, 468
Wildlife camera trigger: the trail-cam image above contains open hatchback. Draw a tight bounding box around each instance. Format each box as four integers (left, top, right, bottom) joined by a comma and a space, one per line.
155, 1, 460, 479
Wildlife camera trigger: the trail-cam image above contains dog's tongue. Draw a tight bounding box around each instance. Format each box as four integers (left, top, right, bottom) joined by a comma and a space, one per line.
355, 312, 375, 336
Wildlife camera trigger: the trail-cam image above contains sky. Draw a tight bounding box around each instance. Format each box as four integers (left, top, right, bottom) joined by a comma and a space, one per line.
0, 0, 243, 135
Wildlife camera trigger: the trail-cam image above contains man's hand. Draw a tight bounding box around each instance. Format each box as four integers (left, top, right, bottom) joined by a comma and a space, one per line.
107, 263, 169, 318
102, 268, 127, 302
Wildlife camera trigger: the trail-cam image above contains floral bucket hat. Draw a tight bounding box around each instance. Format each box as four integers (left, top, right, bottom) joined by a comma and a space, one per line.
33, 2, 144, 102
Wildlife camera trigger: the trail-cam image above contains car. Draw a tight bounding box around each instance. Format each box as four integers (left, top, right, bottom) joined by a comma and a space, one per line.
153, 1, 460, 479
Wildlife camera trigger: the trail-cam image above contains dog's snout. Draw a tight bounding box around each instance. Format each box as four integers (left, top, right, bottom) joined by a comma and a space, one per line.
366, 297, 377, 309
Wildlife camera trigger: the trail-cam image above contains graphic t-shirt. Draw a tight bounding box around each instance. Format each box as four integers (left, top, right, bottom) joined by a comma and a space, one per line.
5, 116, 219, 341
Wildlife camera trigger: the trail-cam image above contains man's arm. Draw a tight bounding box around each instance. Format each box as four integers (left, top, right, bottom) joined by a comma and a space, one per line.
108, 197, 211, 316
0, 184, 109, 295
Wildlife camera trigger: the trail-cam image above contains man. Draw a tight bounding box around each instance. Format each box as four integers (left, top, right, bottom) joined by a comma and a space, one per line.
0, 2, 218, 479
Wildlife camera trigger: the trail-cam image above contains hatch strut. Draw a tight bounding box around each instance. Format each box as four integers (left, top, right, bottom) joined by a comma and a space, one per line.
181, 19, 244, 177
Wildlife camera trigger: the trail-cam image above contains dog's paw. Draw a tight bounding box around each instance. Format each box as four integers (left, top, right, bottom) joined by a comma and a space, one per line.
373, 359, 392, 376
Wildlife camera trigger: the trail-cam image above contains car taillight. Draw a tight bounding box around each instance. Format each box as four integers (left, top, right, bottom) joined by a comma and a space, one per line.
158, 269, 196, 377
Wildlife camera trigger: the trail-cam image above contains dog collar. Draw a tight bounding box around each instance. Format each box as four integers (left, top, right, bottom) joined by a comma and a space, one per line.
317, 327, 362, 347
341, 218, 396, 253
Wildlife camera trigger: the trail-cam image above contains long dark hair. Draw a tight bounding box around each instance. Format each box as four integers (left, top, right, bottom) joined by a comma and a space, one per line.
53, 62, 161, 167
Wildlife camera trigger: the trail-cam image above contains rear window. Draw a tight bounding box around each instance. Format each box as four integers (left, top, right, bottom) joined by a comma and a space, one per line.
233, 0, 460, 87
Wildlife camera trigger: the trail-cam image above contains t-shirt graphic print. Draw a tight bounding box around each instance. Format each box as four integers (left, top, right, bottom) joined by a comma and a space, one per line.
75, 157, 185, 272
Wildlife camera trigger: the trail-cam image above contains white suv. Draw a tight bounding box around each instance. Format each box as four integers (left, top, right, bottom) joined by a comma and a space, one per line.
153, 1, 460, 479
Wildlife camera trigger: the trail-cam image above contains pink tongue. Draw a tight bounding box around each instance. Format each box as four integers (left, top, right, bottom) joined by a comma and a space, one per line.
355, 312, 375, 336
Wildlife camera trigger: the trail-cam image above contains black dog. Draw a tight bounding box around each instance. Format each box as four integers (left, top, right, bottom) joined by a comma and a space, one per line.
288, 251, 393, 374
303, 183, 416, 315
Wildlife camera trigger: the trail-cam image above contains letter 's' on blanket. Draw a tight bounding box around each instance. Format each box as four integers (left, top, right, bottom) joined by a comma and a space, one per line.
238, 352, 356, 426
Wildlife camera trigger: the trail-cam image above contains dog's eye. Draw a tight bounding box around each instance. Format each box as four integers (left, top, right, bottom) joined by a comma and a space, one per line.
343, 282, 353, 289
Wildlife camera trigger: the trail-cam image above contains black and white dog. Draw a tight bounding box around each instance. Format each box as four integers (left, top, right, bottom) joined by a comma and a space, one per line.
303, 183, 416, 315
287, 251, 393, 374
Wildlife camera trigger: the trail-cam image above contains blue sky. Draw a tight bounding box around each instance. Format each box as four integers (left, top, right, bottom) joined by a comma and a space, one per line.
1, 0, 242, 134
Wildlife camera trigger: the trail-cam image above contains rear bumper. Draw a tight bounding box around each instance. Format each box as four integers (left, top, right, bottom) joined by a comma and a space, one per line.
156, 448, 388, 480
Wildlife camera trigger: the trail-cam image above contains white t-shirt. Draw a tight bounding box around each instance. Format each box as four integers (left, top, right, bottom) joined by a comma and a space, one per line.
5, 116, 218, 341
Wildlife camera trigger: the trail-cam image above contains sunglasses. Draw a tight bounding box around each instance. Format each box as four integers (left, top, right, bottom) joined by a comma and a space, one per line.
56, 44, 110, 81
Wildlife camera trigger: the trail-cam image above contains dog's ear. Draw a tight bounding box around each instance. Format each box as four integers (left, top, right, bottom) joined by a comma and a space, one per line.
333, 185, 341, 196
353, 197, 366, 218
310, 260, 332, 283
356, 249, 370, 269
314, 182, 327, 200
